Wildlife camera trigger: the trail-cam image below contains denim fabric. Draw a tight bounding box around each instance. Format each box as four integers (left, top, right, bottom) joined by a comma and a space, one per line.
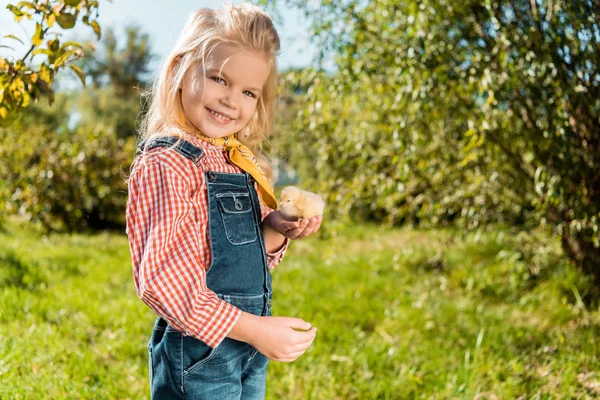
143, 138, 273, 399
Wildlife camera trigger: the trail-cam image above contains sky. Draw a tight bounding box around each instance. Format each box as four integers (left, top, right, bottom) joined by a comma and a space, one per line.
0, 0, 318, 78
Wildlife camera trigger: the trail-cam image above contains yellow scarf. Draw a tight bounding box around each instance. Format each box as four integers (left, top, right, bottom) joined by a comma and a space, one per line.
197, 133, 278, 210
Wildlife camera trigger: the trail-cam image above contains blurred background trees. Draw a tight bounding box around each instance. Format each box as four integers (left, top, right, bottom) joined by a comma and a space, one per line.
2, 2, 599, 396
1, 0, 598, 287
1, 10, 149, 230
75, 25, 152, 140
268, 0, 600, 283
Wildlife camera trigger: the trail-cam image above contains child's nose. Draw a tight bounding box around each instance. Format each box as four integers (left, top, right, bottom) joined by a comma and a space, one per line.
220, 90, 239, 110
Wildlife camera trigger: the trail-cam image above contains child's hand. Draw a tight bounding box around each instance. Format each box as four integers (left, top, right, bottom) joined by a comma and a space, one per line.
286, 215, 322, 239
249, 316, 317, 362
267, 210, 323, 240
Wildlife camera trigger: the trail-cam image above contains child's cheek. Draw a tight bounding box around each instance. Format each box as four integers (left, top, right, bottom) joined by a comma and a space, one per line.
189, 75, 208, 98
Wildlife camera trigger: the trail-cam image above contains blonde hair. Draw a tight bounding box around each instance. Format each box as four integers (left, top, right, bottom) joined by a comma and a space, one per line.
138, 3, 280, 180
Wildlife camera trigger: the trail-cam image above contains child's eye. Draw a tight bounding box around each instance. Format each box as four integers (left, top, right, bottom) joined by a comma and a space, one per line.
243, 90, 256, 98
211, 76, 225, 85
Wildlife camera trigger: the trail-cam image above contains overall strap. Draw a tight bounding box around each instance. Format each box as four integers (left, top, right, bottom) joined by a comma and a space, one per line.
136, 136, 206, 170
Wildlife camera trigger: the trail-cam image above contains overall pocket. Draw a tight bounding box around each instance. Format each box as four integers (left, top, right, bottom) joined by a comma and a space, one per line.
181, 335, 221, 375
215, 191, 257, 245
183, 337, 255, 383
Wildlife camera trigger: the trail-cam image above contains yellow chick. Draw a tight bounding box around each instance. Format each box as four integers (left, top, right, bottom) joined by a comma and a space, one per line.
279, 186, 325, 220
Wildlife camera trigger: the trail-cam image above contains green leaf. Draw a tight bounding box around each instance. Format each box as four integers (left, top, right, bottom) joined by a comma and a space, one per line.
47, 13, 56, 27
4, 34, 24, 45
91, 20, 101, 39
16, 2, 35, 10
69, 64, 85, 87
39, 64, 51, 83
21, 90, 30, 107
54, 50, 76, 67
31, 48, 54, 57
32, 23, 43, 46
49, 39, 60, 52
6, 5, 24, 17
61, 41, 84, 50
57, 13, 76, 29
63, 0, 81, 6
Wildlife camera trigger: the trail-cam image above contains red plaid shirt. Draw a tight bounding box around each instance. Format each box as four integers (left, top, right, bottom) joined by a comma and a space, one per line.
126, 134, 289, 348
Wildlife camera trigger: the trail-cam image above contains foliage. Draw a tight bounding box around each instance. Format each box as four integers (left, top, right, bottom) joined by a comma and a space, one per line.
1, 220, 599, 398
0, 23, 151, 231
0, 0, 102, 125
78, 25, 153, 96
0, 96, 136, 231
75, 25, 154, 140
268, 0, 600, 281
76, 84, 145, 140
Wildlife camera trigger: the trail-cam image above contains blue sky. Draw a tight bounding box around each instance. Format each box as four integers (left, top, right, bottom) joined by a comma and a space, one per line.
0, 0, 317, 76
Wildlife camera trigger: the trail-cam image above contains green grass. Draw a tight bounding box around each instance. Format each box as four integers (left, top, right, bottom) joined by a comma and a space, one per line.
0, 217, 599, 399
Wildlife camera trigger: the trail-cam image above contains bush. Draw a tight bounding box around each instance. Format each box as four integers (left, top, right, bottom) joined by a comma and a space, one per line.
273, 0, 600, 282
0, 101, 135, 231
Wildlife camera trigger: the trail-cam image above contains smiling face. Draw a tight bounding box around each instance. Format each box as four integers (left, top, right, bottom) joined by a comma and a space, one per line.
180, 44, 270, 139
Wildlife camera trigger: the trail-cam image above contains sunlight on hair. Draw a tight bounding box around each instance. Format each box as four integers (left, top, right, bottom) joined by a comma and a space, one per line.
139, 3, 280, 181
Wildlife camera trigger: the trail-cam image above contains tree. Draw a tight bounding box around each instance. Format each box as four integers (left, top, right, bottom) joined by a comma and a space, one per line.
0, 22, 154, 231
0, 0, 102, 125
74, 25, 154, 140
271, 0, 599, 282
0, 22, 155, 231
0, 96, 135, 231
79, 25, 153, 95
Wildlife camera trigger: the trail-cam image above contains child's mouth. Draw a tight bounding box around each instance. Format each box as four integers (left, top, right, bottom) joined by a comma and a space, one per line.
206, 107, 235, 124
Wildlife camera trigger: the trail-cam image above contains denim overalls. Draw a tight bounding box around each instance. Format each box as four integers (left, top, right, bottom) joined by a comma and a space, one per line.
136, 137, 273, 400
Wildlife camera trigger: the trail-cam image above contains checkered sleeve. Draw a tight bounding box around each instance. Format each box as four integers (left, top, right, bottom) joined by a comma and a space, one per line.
126, 159, 242, 348
259, 200, 290, 271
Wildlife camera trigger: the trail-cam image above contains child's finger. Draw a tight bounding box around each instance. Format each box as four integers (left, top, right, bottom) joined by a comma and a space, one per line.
285, 219, 309, 238
287, 318, 313, 331
284, 227, 302, 239
281, 349, 307, 362
298, 218, 318, 238
291, 335, 316, 352
297, 216, 319, 236
290, 327, 317, 344
313, 217, 323, 232
280, 220, 300, 231
308, 217, 319, 229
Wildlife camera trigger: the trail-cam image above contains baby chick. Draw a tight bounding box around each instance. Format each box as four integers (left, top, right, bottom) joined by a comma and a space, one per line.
279, 186, 325, 220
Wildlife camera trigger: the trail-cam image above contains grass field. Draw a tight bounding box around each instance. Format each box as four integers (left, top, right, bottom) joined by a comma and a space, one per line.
0, 217, 599, 399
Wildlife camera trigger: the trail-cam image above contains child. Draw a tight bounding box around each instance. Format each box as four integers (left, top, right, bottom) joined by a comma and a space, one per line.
125, 4, 322, 399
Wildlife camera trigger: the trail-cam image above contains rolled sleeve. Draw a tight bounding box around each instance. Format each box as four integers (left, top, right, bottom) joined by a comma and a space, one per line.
126, 159, 241, 348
